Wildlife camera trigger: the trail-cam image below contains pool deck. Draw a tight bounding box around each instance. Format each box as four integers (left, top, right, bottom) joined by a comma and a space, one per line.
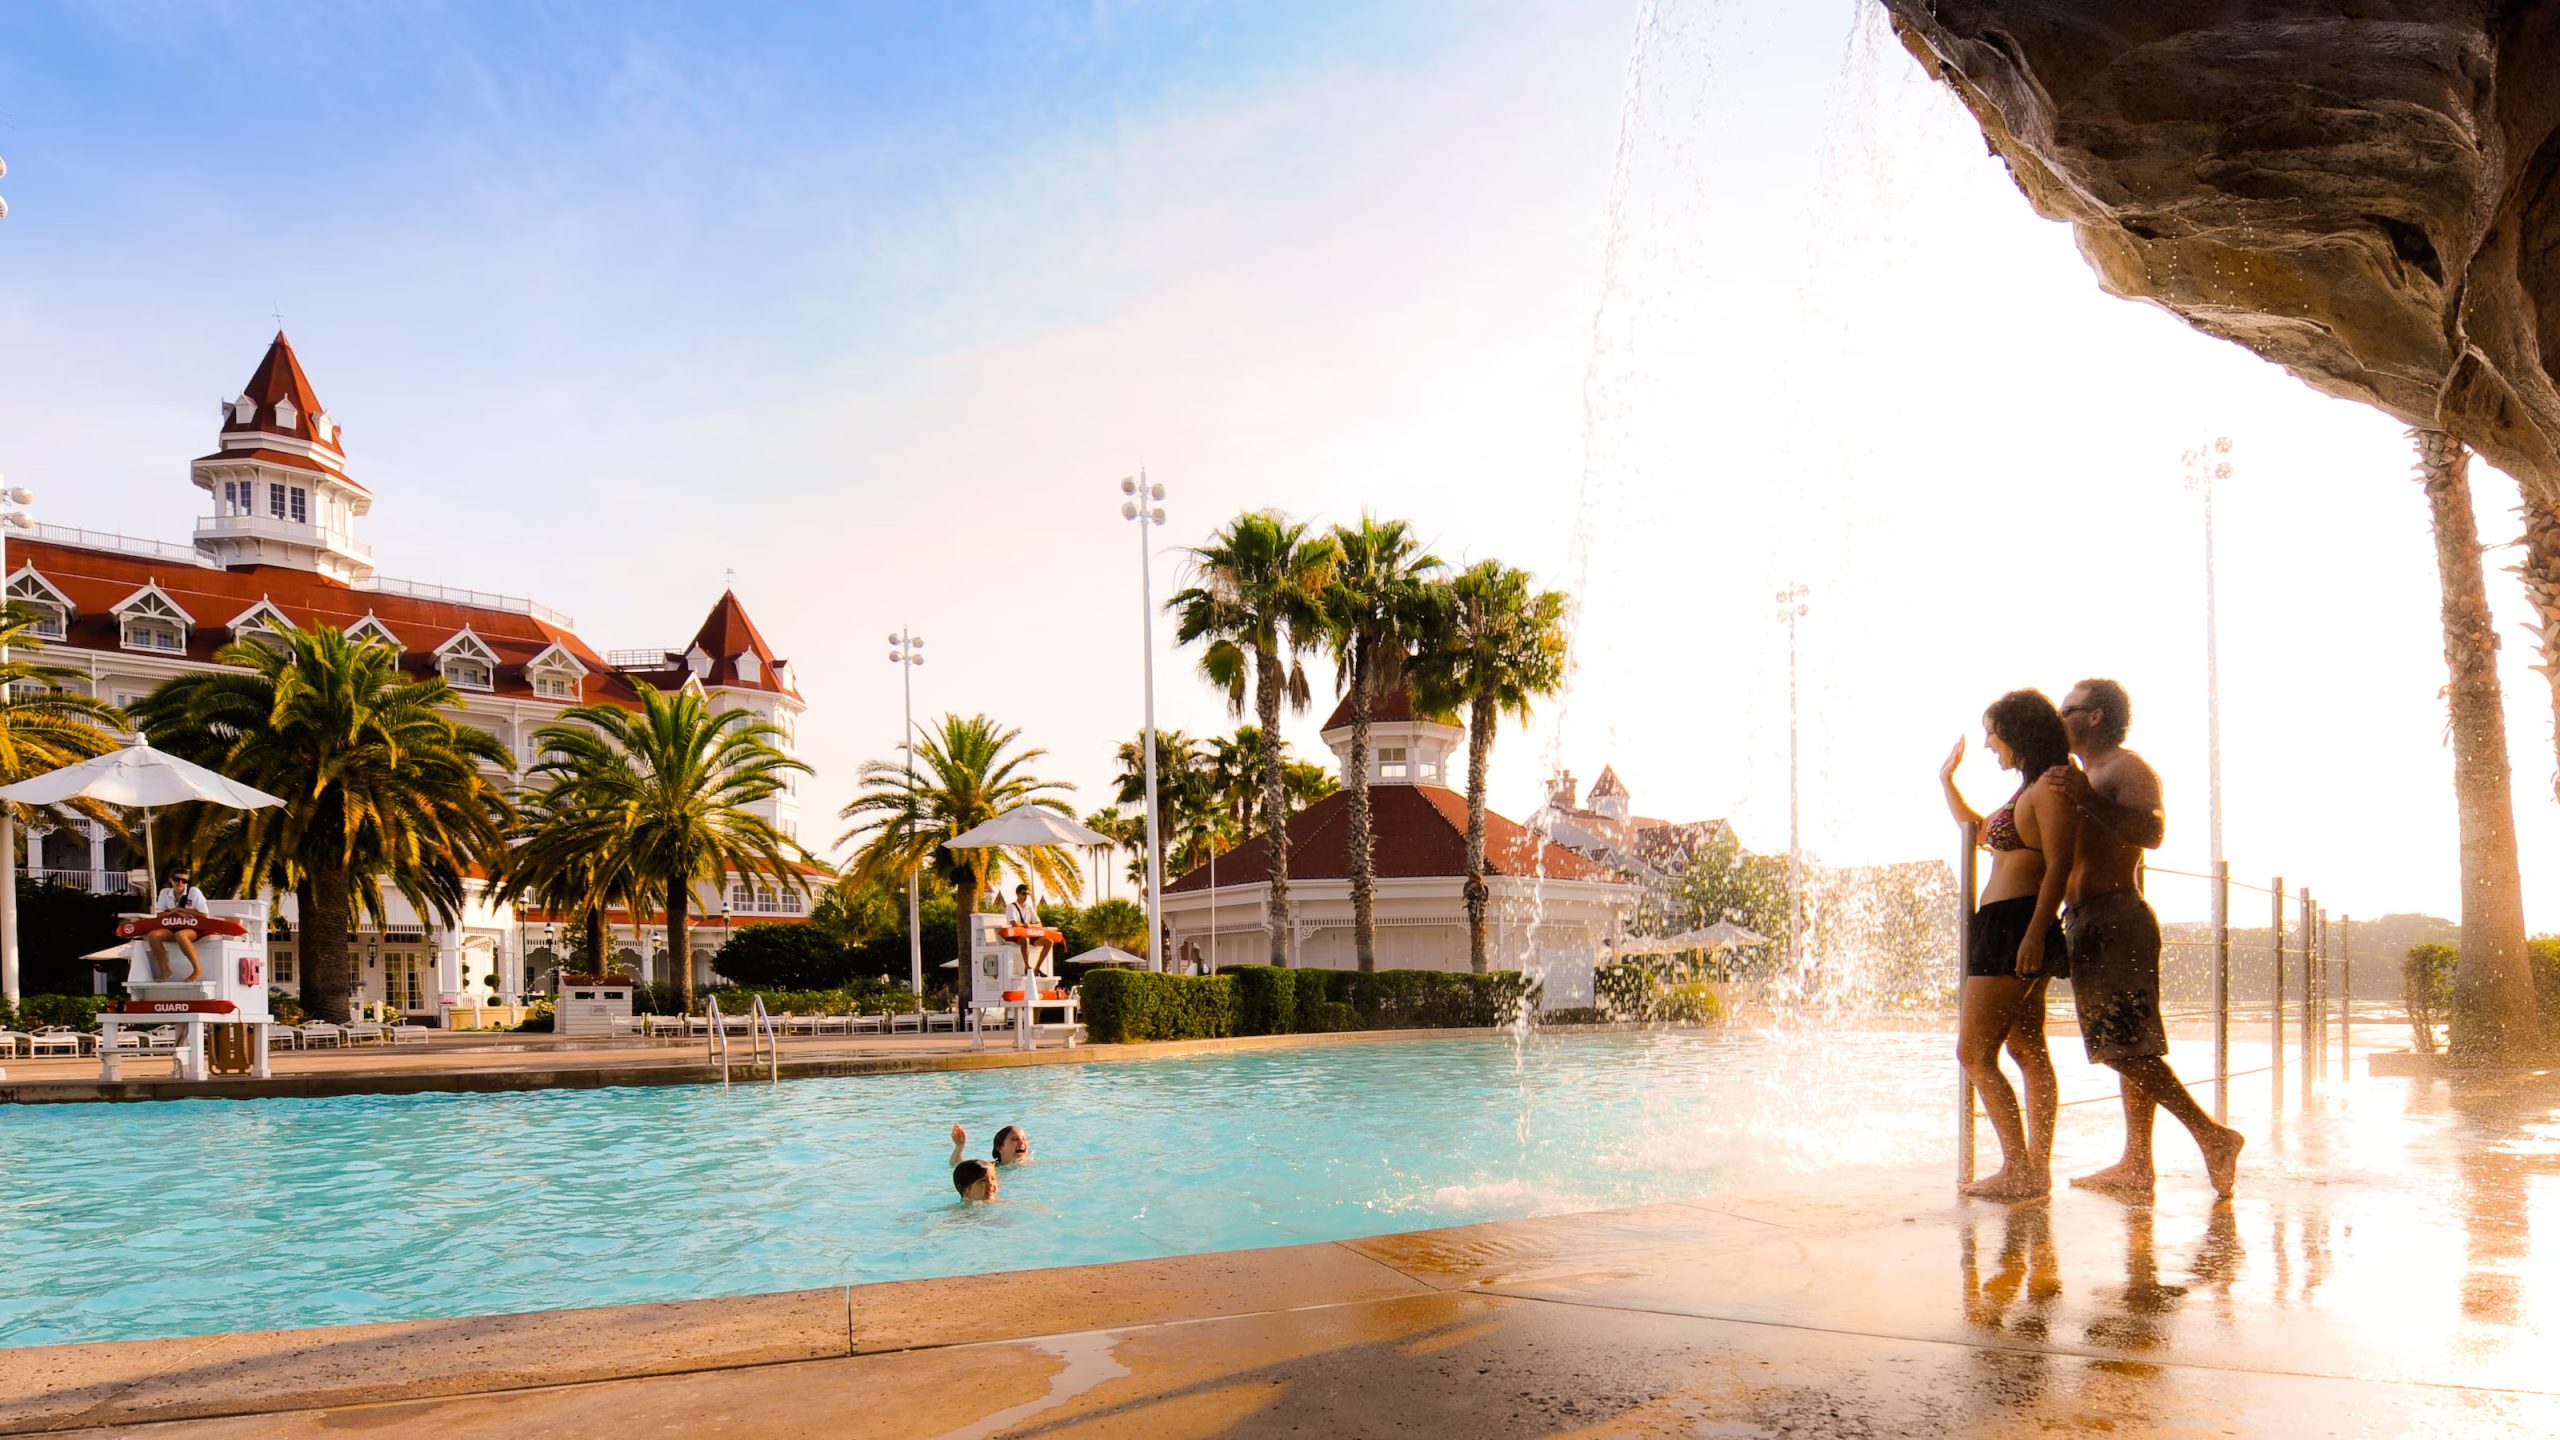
7, 1048, 2556, 1437
0, 1027, 1443, 1104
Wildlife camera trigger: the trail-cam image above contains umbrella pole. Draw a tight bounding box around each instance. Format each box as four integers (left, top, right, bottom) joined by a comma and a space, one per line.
144, 807, 157, 893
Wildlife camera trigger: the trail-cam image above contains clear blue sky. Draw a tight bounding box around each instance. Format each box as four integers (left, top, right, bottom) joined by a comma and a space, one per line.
4, 1, 2552, 927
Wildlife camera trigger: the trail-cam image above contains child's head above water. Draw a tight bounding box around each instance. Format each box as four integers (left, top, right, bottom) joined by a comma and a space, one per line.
953, 1159, 998, 1202
991, 1125, 1030, 1165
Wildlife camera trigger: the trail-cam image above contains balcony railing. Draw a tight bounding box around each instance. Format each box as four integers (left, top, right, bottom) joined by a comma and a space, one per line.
355, 576, 575, 630
26, 524, 215, 568
27, 867, 132, 896
605, 647, 678, 669
194, 513, 375, 562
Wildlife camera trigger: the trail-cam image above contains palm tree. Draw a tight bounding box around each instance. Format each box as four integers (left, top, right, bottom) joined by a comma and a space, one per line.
1322, 515, 1444, 970
493, 782, 651, 978
1079, 805, 1144, 900
529, 685, 811, 1013
135, 624, 512, 1022
2410, 430, 2536, 1058
0, 605, 128, 1004
0, 606, 128, 825
839, 713, 1079, 968
1170, 513, 1339, 966
1409, 561, 1568, 973
1112, 729, 1216, 877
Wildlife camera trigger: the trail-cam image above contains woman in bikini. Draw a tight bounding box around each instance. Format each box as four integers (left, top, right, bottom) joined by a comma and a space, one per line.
1938, 689, 2079, 1199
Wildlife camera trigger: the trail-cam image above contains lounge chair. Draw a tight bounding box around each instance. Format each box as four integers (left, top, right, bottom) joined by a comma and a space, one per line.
140, 1027, 180, 1054
297, 1021, 345, 1049
782, 1012, 816, 1036
389, 1025, 432, 1046
610, 1014, 648, 1039
924, 1010, 958, 1033
29, 1028, 88, 1058
889, 1011, 920, 1034
684, 1014, 710, 1037
263, 1023, 300, 1051
342, 1021, 388, 1046
0, 1030, 31, 1058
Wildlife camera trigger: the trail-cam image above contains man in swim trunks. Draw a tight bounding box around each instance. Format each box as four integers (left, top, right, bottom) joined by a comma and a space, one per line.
2039, 678, 2244, 1198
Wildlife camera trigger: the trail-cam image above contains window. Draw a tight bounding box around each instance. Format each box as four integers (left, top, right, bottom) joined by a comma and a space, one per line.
269, 482, 287, 519
121, 617, 184, 653
443, 656, 493, 691
1420, 757, 1442, 782
289, 487, 308, 524
1379, 747, 1410, 781
7, 577, 66, 639
533, 672, 576, 700
273, 949, 296, 984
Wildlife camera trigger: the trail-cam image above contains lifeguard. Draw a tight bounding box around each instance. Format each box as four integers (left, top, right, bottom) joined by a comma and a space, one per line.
142, 866, 210, 982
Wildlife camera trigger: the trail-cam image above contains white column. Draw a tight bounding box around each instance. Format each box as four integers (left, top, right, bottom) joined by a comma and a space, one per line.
435, 929, 463, 1025
89, 822, 109, 894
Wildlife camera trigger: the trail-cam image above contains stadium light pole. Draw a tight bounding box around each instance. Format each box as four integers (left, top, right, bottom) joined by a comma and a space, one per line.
888, 630, 925, 1001
1121, 475, 1167, 972
1775, 583, 1808, 976
2182, 438, 2233, 886
0, 478, 35, 1007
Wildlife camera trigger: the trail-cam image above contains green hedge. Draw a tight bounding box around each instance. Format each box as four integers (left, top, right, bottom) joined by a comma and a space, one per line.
1594, 962, 1723, 1024
1081, 969, 1236, 1043
0, 994, 112, 1032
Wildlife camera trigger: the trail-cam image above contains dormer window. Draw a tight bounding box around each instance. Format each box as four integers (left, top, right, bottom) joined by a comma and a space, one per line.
346, 614, 401, 652
685, 646, 710, 680
6, 568, 72, 640
228, 599, 294, 648
273, 398, 299, 430
1379, 746, 1410, 781
231, 396, 255, 424
736, 653, 762, 684
115, 585, 194, 655
525, 643, 588, 703
435, 628, 501, 693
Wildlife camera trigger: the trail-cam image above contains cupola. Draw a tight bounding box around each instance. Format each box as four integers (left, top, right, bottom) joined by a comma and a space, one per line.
190, 332, 375, 583
1319, 687, 1463, 788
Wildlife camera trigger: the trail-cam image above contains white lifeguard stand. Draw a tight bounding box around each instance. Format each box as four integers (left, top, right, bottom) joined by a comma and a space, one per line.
100, 900, 273, 1081
965, 912, 1077, 1051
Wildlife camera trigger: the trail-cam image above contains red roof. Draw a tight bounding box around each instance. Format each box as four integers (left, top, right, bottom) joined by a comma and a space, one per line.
1165, 784, 1610, 892
620, 590, 802, 700
1319, 685, 1447, 733
17, 536, 636, 707
226, 334, 332, 446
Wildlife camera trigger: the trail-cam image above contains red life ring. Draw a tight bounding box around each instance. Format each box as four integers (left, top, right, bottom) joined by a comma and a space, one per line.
114, 911, 250, 940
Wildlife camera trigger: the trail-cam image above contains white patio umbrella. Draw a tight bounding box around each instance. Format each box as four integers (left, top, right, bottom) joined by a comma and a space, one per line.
0, 739, 285, 887
1689, 919, 1771, 951
1060, 945, 1147, 968
943, 806, 1116, 850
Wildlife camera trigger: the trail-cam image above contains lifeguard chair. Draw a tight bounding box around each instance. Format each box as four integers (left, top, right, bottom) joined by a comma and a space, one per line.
965, 912, 1077, 1051
100, 900, 273, 1081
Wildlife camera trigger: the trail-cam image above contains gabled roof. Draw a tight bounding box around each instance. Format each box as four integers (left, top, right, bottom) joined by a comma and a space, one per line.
5, 563, 75, 613
626, 590, 801, 699
433, 625, 500, 662
1588, 766, 1628, 799
226, 596, 292, 631
109, 579, 196, 623
525, 641, 589, 675
1165, 784, 1611, 892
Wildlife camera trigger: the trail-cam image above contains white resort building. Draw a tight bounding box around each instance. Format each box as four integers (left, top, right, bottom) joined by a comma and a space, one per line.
13, 333, 818, 1018
1158, 690, 1637, 1000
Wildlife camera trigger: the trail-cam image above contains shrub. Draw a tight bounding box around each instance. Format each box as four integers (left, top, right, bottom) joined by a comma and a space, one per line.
2403, 942, 2456, 1054
1592, 962, 1723, 1024
513, 998, 556, 1032
1081, 969, 1235, 1043
2532, 935, 2560, 1047
1229, 965, 1299, 1035
1340, 969, 1533, 1029
2, 994, 111, 1032
713, 924, 856, 991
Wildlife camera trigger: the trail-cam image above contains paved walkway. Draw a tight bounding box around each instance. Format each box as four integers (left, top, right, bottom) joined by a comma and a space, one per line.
8, 1047, 2555, 1436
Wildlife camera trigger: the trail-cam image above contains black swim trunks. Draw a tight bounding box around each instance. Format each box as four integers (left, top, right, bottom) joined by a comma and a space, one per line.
1966, 895, 2065, 980
2062, 889, 2169, 1063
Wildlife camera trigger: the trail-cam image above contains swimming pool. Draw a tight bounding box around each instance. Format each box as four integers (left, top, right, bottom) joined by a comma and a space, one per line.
1, 1030, 1958, 1347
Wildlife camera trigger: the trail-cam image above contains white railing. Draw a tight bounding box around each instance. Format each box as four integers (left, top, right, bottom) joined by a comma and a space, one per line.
193, 513, 375, 562
750, 994, 778, 1083
706, 995, 731, 1084
354, 575, 575, 630
604, 647, 677, 669
29, 524, 215, 567
27, 867, 127, 895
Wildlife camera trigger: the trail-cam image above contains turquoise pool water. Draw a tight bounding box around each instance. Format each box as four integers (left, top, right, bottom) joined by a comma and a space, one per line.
0, 1030, 1955, 1347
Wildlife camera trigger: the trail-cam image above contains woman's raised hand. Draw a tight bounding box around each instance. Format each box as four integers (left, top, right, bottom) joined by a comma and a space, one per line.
1939, 736, 1965, 781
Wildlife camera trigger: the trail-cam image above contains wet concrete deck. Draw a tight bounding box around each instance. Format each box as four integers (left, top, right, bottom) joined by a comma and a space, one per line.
7, 1048, 2554, 1437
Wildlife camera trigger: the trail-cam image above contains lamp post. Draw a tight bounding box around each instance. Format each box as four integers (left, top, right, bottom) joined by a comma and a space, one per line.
1774, 583, 1808, 977
888, 630, 925, 1000
1, 478, 36, 1007
1120, 474, 1167, 972
2182, 438, 2233, 890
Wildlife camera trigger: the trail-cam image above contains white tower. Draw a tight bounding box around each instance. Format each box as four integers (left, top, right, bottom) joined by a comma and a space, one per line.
190, 332, 375, 582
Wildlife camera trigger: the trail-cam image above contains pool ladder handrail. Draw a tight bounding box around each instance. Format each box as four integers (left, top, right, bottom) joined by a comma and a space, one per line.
707, 995, 731, 1085
748, 993, 779, 1084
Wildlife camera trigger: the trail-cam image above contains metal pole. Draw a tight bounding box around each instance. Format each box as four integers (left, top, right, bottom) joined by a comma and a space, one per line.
1127, 474, 1167, 973
0, 491, 18, 1009
2189, 439, 2230, 909
1775, 585, 1808, 976
2299, 886, 2315, 1099
890, 630, 925, 1005
1956, 819, 1977, 1188
2212, 859, 2231, 1124
2339, 915, 2352, 1082
2270, 876, 2285, 1113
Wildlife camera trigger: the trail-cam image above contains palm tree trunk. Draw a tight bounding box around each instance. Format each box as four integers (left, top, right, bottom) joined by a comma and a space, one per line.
583, 906, 608, 974
1464, 693, 1493, 975
1258, 648, 1291, 966
1347, 656, 1377, 972
666, 882, 692, 1014
2519, 487, 2560, 807
2413, 430, 2536, 1060
303, 865, 355, 1025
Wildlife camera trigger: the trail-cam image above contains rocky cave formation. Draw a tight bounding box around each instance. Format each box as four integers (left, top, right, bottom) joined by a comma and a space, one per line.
1882, 0, 2560, 798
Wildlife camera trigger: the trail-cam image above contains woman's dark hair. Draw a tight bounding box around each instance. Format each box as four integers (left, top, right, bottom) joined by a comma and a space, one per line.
953, 1159, 994, 1196
992, 1125, 1025, 1161
1983, 689, 2071, 780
